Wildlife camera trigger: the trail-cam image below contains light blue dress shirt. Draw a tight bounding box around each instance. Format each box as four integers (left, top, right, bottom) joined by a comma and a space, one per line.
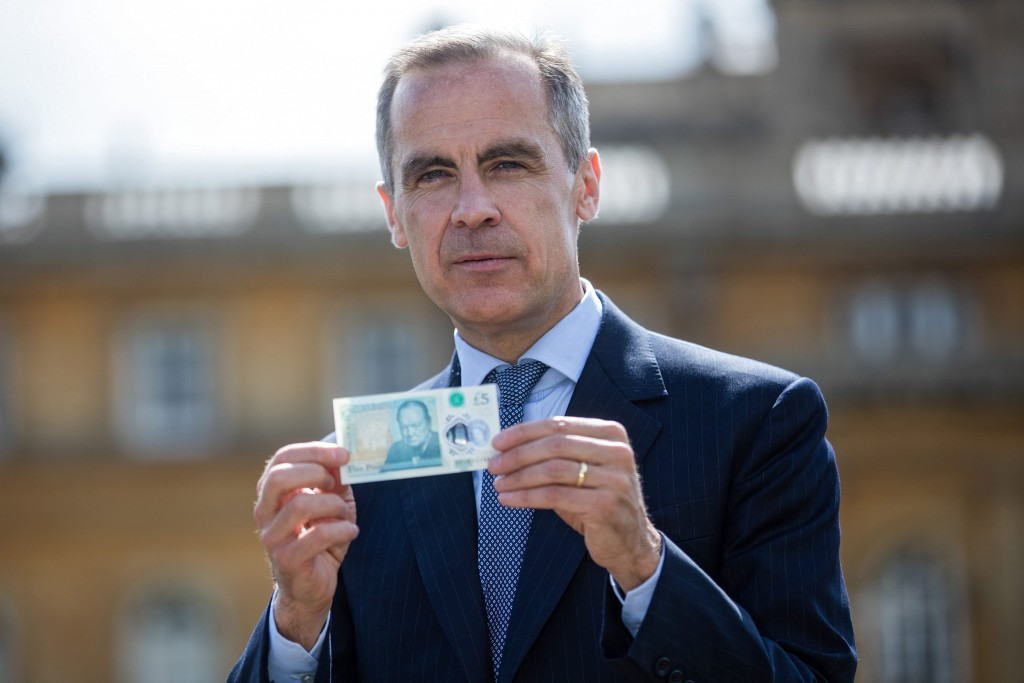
268, 280, 664, 680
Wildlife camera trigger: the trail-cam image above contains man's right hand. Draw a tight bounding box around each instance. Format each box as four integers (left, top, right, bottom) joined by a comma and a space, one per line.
253, 442, 359, 651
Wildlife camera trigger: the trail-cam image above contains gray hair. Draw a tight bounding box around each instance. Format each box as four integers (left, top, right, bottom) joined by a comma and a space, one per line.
375, 25, 591, 194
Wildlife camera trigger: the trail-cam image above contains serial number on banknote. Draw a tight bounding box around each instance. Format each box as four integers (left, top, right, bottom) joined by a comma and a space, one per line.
333, 384, 500, 484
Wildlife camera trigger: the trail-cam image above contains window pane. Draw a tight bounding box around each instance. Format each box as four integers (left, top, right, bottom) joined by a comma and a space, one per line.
332, 310, 448, 398
356, 318, 420, 394
118, 587, 221, 683
908, 282, 960, 362
116, 317, 218, 453
869, 549, 961, 683
849, 282, 901, 363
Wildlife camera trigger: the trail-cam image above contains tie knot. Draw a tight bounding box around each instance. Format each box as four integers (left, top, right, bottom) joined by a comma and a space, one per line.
486, 360, 548, 402
485, 361, 548, 429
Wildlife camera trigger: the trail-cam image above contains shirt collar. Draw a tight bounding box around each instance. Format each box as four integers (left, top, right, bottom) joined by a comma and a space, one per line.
454, 279, 603, 386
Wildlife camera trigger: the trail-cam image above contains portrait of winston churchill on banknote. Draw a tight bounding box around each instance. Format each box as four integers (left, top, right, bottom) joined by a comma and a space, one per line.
382, 399, 442, 471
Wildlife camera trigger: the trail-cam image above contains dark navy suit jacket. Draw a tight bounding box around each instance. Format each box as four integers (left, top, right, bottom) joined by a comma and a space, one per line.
229, 293, 857, 682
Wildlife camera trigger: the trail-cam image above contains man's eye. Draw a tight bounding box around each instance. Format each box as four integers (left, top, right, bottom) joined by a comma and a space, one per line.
496, 161, 523, 171
420, 169, 448, 182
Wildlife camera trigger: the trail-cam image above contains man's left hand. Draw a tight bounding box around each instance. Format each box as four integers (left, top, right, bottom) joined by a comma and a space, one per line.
489, 416, 662, 591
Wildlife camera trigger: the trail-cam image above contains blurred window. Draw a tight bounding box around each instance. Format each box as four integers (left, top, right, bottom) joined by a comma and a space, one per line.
331, 313, 445, 397
117, 585, 222, 683
353, 318, 423, 394
866, 548, 963, 683
848, 279, 964, 365
846, 38, 959, 135
114, 316, 219, 454
85, 187, 260, 240
325, 303, 451, 420
849, 282, 902, 364
794, 135, 1003, 215
907, 281, 961, 362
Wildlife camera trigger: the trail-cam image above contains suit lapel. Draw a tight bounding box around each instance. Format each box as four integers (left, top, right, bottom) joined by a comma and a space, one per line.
566, 292, 666, 463
499, 293, 665, 681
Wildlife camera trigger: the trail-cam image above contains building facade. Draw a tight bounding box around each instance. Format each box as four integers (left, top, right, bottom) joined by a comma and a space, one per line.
0, 1, 1022, 680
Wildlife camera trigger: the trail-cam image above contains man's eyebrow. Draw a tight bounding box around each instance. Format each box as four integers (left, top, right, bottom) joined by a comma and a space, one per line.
399, 153, 456, 186
479, 139, 546, 165
398, 140, 546, 186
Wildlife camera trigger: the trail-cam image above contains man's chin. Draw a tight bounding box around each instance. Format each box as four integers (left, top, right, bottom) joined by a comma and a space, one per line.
445, 284, 582, 341
448, 296, 529, 331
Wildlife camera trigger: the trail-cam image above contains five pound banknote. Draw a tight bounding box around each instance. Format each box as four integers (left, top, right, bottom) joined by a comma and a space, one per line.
334, 384, 500, 484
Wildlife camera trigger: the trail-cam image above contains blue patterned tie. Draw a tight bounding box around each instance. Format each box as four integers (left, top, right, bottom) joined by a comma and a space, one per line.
478, 360, 548, 675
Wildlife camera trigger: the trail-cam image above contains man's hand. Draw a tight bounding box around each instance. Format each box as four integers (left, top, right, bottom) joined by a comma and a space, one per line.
253, 442, 359, 650
489, 417, 661, 591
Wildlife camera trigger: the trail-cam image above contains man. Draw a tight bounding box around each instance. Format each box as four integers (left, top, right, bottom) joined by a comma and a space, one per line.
230, 26, 856, 682
382, 399, 442, 471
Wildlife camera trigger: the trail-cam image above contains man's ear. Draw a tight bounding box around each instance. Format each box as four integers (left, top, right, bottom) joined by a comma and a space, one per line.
377, 181, 408, 248
575, 148, 601, 222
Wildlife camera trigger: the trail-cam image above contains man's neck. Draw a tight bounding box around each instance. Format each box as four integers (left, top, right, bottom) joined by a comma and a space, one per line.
454, 283, 586, 364
457, 327, 552, 365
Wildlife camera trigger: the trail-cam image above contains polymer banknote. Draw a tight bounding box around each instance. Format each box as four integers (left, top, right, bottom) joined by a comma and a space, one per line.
334, 384, 500, 484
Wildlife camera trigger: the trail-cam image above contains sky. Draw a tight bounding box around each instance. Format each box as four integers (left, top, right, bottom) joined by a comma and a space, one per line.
0, 0, 775, 192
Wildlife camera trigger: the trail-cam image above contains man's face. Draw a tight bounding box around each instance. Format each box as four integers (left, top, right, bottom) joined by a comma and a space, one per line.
378, 55, 600, 352
397, 404, 430, 448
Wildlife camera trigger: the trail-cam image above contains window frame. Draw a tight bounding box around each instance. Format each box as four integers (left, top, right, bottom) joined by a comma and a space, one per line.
112, 309, 223, 456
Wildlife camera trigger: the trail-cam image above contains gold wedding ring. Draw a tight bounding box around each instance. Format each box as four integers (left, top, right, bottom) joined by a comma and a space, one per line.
575, 461, 588, 488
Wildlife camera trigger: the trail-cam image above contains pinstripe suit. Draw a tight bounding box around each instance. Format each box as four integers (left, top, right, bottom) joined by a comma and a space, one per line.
229, 293, 856, 682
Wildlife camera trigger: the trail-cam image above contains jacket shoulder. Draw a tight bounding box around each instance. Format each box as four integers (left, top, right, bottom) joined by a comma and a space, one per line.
645, 331, 818, 410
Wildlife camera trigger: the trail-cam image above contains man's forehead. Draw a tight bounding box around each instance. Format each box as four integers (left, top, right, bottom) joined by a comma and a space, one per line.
388, 56, 557, 169
390, 55, 548, 129
397, 52, 542, 97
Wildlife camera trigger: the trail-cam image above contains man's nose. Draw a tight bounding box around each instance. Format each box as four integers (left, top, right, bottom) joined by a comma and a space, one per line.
451, 172, 500, 228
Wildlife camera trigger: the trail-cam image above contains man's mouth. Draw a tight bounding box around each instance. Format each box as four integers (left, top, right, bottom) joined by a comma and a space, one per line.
453, 254, 514, 269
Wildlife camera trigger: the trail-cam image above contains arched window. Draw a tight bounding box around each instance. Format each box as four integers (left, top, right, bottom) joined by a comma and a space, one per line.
862, 547, 969, 683
117, 582, 223, 683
